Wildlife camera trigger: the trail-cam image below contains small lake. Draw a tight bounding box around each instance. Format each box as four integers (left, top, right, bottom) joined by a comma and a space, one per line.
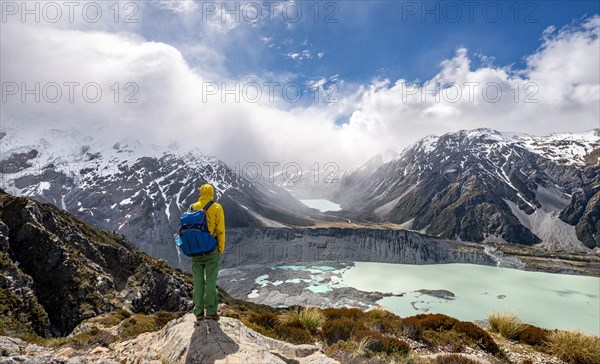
299, 199, 341, 212
341, 262, 600, 336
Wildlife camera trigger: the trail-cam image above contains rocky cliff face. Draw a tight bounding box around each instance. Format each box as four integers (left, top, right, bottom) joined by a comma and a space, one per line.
560, 180, 600, 249
0, 190, 193, 337
221, 227, 496, 268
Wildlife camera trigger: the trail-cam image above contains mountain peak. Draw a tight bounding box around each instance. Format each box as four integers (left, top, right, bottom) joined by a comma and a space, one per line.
460, 127, 502, 136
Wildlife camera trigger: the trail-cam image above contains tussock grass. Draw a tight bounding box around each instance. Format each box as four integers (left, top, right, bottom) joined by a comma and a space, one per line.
278, 307, 324, 333
365, 307, 392, 319
547, 330, 600, 364
354, 335, 376, 356
118, 311, 184, 339
87, 309, 131, 327
488, 312, 523, 340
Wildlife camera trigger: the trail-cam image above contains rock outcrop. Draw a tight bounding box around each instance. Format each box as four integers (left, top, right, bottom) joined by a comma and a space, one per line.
0, 190, 193, 337
560, 179, 600, 249
0, 315, 339, 364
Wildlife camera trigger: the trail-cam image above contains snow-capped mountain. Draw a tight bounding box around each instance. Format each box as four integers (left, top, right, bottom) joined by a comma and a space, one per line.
0, 125, 317, 269
331, 128, 600, 250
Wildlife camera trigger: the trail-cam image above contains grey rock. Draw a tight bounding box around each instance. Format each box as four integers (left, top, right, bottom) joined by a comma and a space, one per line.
0, 336, 26, 356
560, 180, 600, 248
0, 191, 192, 336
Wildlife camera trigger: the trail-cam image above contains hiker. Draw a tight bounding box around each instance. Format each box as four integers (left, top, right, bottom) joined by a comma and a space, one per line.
190, 183, 225, 321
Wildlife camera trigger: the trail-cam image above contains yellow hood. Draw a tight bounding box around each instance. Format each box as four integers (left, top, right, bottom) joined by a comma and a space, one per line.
199, 184, 215, 201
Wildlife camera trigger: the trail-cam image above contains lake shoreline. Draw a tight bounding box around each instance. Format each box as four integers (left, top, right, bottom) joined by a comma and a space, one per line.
218, 261, 600, 336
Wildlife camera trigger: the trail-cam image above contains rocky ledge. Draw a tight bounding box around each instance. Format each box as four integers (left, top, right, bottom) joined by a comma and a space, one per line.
0, 314, 339, 364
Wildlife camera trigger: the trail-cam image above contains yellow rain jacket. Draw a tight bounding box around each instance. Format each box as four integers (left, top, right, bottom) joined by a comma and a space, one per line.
191, 184, 226, 254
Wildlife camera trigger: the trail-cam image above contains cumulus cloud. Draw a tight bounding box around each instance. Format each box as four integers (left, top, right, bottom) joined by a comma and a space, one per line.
344, 16, 600, 154
1, 9, 598, 170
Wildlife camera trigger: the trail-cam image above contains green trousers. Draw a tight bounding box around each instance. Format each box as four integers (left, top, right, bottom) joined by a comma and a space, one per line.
192, 248, 221, 316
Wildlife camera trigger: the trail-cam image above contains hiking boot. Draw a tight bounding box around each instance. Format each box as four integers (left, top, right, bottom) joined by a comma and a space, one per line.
196, 314, 205, 322
205, 314, 220, 321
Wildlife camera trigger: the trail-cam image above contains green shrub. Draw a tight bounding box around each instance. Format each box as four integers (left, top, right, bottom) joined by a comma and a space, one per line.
373, 315, 403, 336
322, 318, 364, 345
453, 321, 499, 355
119, 315, 159, 339
71, 326, 117, 347
322, 307, 365, 321
418, 314, 458, 331
488, 312, 523, 340
249, 312, 279, 330
433, 354, 481, 364
153, 311, 182, 328
365, 307, 394, 320
547, 330, 600, 364
353, 330, 411, 356
518, 324, 550, 347
274, 323, 313, 345
399, 313, 458, 340
398, 317, 424, 340
116, 309, 132, 318
376, 336, 411, 356
422, 330, 465, 353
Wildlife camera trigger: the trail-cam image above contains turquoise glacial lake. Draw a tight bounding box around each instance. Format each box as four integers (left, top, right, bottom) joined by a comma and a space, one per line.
341, 262, 600, 336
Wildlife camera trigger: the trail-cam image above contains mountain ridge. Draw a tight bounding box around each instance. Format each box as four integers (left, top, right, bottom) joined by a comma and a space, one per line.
329, 128, 600, 249
0, 125, 319, 269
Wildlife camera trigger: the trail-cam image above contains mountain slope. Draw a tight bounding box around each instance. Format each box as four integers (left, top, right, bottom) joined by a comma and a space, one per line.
0, 189, 193, 337
0, 125, 317, 268
332, 129, 600, 249
560, 181, 600, 249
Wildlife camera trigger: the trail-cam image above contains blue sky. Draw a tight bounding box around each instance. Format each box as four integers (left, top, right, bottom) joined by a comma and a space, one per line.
140, 1, 600, 89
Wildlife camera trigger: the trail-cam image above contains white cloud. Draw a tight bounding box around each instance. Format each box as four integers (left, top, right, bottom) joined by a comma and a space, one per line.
156, 0, 199, 13
343, 16, 600, 155
286, 49, 312, 61
2, 14, 598, 171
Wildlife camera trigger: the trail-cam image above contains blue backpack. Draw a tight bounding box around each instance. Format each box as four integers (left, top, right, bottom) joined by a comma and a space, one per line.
177, 201, 217, 256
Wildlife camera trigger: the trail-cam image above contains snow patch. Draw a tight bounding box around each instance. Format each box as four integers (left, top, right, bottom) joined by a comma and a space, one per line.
119, 198, 133, 206
36, 182, 50, 193
504, 198, 586, 252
